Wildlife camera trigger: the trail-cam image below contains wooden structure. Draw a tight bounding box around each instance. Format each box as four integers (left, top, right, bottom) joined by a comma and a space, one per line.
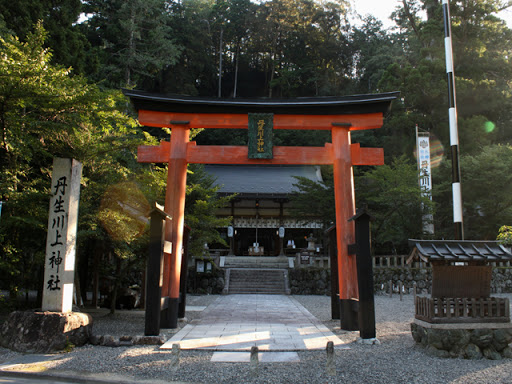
326, 208, 377, 337
145, 203, 190, 333
204, 164, 324, 256
124, 90, 398, 329
408, 240, 512, 324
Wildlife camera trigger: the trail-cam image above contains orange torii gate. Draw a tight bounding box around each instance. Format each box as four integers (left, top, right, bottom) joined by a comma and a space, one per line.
124, 90, 399, 329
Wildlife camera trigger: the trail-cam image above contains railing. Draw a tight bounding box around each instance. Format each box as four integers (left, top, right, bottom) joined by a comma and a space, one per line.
372, 255, 430, 269
372, 255, 511, 269
489, 260, 512, 267
415, 296, 510, 324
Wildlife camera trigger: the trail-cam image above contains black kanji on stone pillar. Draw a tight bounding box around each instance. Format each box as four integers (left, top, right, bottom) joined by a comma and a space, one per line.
349, 207, 376, 339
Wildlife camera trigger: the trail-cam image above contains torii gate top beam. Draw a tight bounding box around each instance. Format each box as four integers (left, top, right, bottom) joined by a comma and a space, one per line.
123, 90, 399, 131
123, 90, 399, 114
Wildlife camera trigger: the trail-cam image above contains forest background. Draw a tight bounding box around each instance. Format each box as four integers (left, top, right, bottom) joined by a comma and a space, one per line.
0, 0, 511, 306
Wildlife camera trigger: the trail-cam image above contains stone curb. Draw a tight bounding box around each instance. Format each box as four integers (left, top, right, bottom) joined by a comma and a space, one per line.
0, 369, 193, 384
89, 335, 166, 347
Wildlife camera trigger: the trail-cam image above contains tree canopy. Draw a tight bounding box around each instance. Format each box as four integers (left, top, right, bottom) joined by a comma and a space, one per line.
1, 0, 512, 299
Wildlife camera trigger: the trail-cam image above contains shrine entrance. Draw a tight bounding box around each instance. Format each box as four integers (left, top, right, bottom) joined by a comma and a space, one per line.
124, 90, 398, 329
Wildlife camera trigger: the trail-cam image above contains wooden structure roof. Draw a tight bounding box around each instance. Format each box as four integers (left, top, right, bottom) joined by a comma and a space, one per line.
408, 239, 512, 264
123, 90, 399, 115
204, 164, 321, 198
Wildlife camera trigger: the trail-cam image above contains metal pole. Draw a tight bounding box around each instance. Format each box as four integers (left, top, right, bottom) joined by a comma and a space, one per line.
442, 0, 464, 240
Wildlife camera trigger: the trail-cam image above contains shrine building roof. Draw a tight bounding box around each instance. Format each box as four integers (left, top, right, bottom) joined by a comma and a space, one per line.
123, 90, 400, 115
408, 239, 512, 264
204, 165, 321, 198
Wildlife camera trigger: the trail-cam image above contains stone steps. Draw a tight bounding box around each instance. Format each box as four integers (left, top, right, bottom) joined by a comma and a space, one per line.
222, 256, 289, 269
227, 268, 290, 295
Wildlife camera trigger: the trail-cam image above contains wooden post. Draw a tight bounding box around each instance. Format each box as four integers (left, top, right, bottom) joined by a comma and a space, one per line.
250, 346, 259, 376
326, 341, 335, 376
178, 226, 190, 319
332, 127, 358, 330
350, 208, 376, 340
163, 126, 190, 328
145, 205, 168, 336
327, 226, 340, 320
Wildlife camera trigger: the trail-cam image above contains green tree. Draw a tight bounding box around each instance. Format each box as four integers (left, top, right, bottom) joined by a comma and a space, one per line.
289, 166, 335, 228
497, 225, 512, 246
0, 23, 153, 305
157, 0, 218, 95
82, 0, 182, 87
289, 159, 433, 254
0, 0, 90, 73
357, 156, 434, 254
185, 164, 234, 257
381, 0, 512, 156
432, 144, 512, 240
0, 24, 93, 298
460, 145, 512, 239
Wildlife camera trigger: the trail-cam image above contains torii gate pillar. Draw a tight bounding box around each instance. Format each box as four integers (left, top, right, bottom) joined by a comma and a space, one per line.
162, 127, 189, 326
332, 127, 358, 305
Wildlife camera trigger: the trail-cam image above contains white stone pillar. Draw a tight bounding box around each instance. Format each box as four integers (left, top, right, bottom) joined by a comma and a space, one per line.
42, 158, 82, 313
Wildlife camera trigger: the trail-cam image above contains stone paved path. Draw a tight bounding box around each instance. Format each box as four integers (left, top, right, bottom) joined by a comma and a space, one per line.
161, 294, 348, 351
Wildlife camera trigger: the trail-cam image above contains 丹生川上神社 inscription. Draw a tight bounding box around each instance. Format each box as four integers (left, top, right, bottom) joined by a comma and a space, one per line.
248, 113, 273, 159
42, 158, 82, 313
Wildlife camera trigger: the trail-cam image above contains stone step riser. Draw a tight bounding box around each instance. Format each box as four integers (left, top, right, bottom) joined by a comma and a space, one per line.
225, 266, 289, 269
229, 276, 284, 279
229, 291, 284, 294
227, 268, 287, 294
229, 283, 283, 289
228, 287, 284, 291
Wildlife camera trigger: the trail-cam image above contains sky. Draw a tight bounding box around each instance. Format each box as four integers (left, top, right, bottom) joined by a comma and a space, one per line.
352, 0, 512, 29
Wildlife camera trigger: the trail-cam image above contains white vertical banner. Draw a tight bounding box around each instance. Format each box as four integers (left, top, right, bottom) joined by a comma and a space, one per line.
416, 129, 434, 235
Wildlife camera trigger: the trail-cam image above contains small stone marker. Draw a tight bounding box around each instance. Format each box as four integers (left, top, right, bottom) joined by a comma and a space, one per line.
170, 343, 180, 370
42, 158, 82, 313
326, 341, 335, 376
250, 346, 259, 376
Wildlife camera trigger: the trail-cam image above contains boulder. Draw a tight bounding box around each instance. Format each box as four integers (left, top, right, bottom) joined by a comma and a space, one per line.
470, 329, 494, 349
0, 311, 92, 353
483, 346, 502, 360
493, 329, 512, 351
464, 344, 483, 360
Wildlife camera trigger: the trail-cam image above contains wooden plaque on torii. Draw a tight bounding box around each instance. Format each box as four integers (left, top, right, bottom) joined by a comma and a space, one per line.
124, 90, 399, 329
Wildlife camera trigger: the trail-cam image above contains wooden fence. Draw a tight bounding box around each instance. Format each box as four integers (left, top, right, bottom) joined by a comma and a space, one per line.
372, 255, 429, 269
373, 255, 512, 269
415, 296, 510, 324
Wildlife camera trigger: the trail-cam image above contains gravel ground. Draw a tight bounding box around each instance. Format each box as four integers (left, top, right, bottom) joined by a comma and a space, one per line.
2, 294, 512, 384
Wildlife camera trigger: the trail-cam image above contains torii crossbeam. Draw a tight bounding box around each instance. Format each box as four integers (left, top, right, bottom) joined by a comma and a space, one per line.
124, 90, 399, 329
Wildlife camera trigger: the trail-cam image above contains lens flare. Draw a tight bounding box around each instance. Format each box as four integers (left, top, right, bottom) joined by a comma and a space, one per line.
429, 135, 444, 168
99, 182, 150, 242
414, 133, 444, 168
484, 121, 496, 133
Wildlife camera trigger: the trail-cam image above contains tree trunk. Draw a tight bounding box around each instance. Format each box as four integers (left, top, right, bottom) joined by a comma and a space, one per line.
218, 27, 224, 98
233, 42, 240, 98
110, 257, 122, 314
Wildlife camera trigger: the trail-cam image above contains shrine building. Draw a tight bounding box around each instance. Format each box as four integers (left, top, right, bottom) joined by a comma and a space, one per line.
204, 164, 324, 256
